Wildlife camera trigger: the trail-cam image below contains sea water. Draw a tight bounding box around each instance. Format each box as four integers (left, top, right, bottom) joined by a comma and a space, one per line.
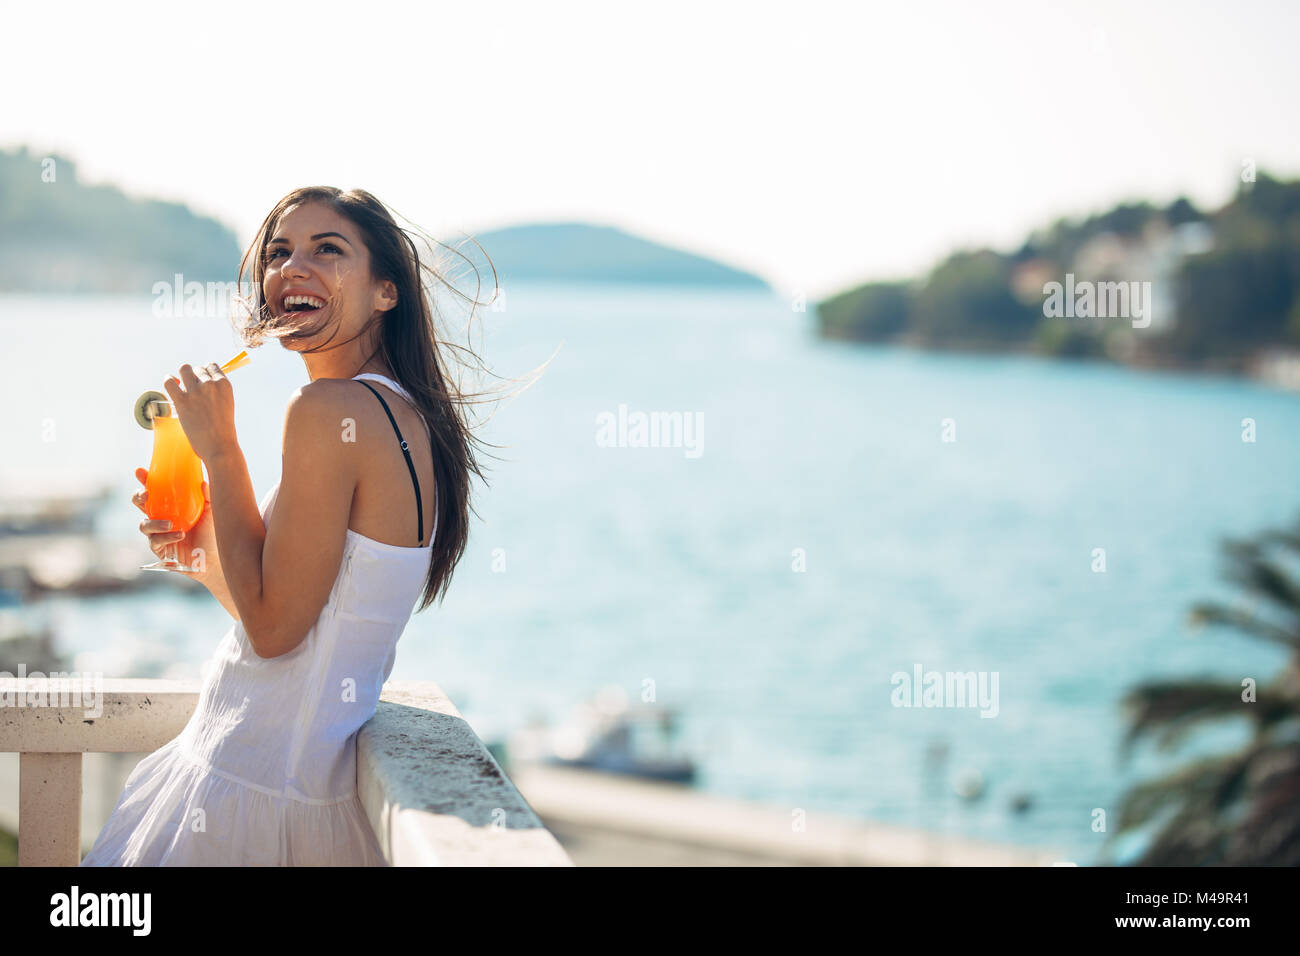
2, 287, 1297, 865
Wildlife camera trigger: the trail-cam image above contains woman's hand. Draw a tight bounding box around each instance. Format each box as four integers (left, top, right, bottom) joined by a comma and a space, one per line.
163, 362, 239, 463
135, 466, 216, 579
135, 467, 242, 619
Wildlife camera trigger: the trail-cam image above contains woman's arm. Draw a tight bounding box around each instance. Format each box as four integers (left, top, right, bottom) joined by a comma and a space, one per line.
182, 520, 242, 622
165, 366, 359, 658
198, 566, 241, 622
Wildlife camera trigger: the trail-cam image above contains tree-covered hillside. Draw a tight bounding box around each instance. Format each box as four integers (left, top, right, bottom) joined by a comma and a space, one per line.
0, 146, 243, 293
818, 173, 1300, 370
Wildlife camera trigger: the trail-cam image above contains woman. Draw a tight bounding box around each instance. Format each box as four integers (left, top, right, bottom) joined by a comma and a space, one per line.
81, 187, 501, 865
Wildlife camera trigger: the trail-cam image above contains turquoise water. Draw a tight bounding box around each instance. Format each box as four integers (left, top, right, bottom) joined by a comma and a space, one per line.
2, 288, 1297, 864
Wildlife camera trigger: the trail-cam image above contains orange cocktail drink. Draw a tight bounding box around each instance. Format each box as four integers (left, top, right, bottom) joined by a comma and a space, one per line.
135, 351, 248, 572
140, 403, 205, 572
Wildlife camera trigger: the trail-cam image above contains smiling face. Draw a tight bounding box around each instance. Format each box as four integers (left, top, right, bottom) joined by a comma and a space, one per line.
260, 200, 397, 354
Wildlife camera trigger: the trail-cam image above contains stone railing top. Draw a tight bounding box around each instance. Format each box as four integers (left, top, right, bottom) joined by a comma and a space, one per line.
0, 677, 573, 867
359, 680, 573, 866
0, 678, 199, 753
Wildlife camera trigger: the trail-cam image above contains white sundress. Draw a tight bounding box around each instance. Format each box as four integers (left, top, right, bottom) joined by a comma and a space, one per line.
80, 373, 435, 866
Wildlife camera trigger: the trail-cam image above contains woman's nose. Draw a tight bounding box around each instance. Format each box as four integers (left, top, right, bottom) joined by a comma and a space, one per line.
281, 253, 310, 278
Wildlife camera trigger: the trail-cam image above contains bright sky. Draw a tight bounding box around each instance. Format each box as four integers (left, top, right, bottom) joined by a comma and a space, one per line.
3, 0, 1298, 299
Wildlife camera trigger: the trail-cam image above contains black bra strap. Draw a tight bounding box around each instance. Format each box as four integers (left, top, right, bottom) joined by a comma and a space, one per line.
357, 380, 424, 546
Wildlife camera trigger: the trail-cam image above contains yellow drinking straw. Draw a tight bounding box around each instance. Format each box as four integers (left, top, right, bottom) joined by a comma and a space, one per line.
218, 350, 251, 374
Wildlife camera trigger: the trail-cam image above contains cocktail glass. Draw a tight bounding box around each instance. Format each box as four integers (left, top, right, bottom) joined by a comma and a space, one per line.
133, 352, 249, 572
139, 398, 205, 572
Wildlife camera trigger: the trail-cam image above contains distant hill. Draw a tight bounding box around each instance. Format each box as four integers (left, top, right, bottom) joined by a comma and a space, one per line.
455, 221, 771, 290
0, 146, 770, 293
0, 146, 243, 293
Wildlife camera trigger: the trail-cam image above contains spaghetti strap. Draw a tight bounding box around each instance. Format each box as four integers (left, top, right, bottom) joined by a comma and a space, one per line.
355, 380, 425, 547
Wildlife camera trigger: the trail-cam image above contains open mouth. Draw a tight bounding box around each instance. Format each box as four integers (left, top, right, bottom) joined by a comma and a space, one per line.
280, 294, 327, 317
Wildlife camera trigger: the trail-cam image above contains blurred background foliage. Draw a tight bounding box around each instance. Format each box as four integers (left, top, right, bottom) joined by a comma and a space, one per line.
1110, 520, 1300, 865
818, 172, 1300, 372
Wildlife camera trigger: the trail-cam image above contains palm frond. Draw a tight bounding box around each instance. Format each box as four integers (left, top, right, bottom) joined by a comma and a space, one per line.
1223, 741, 1300, 865
1259, 526, 1300, 554
1131, 805, 1230, 865
1117, 679, 1271, 759
1111, 516, 1300, 865
1219, 540, 1300, 620
1110, 749, 1251, 835
1188, 601, 1299, 650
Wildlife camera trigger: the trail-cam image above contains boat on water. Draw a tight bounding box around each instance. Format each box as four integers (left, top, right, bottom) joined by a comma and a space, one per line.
0, 483, 203, 598
503, 685, 698, 784
0, 483, 114, 536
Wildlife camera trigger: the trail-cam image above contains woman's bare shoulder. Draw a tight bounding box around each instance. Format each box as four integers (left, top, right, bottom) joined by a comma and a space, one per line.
281, 379, 372, 450
285, 378, 376, 418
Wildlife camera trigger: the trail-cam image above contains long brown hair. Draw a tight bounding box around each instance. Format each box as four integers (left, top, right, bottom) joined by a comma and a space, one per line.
232, 186, 522, 612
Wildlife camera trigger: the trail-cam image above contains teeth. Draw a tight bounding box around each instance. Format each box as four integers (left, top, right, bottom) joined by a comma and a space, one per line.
282, 294, 326, 310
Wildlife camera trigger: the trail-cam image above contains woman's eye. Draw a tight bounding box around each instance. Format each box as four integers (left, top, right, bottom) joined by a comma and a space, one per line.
263, 243, 341, 262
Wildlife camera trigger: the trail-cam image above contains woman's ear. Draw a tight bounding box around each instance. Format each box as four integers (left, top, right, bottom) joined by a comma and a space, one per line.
376, 280, 398, 313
